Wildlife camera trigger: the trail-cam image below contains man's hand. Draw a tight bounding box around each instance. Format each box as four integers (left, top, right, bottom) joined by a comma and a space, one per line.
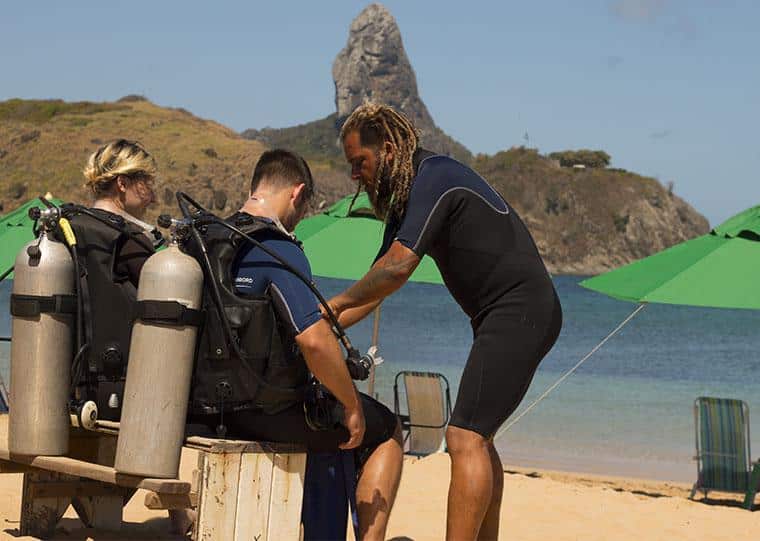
339, 403, 366, 449
320, 298, 344, 322
296, 319, 365, 445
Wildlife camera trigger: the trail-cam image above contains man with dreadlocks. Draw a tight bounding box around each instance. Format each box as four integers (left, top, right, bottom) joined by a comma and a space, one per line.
326, 103, 563, 540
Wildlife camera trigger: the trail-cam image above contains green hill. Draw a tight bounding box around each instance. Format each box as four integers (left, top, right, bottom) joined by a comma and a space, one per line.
471, 148, 708, 273
242, 112, 473, 165
0, 98, 708, 274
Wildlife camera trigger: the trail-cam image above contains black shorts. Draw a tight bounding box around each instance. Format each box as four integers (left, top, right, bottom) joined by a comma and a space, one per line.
189, 393, 398, 461
449, 293, 562, 439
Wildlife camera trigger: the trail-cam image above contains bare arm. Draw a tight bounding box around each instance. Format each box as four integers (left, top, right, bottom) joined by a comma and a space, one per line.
295, 319, 365, 449
330, 241, 420, 316
323, 299, 382, 329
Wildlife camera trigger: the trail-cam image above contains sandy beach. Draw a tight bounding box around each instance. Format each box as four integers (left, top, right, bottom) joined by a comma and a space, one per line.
0, 436, 758, 541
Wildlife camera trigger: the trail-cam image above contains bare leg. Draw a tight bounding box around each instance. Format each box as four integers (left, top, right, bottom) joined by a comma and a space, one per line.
356, 421, 404, 541
477, 442, 504, 540
445, 426, 494, 541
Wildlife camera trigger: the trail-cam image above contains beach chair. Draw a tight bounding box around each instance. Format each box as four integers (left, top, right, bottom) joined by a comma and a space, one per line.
393, 371, 451, 456
690, 396, 760, 510
0, 375, 7, 414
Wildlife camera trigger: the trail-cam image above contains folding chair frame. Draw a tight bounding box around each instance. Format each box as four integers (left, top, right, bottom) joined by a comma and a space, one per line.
393, 371, 452, 455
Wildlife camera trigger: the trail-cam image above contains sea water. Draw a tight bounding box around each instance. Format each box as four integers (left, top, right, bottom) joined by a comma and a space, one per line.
2, 276, 758, 482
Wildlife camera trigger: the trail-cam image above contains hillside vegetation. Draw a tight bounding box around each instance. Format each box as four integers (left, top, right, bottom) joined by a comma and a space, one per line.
0, 98, 708, 274
471, 148, 707, 273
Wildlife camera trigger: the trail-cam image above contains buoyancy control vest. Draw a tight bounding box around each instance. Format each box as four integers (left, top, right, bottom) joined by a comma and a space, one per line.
187, 212, 309, 416
64, 208, 156, 421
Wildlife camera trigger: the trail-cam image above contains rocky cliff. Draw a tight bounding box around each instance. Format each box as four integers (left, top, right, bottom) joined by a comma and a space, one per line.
332, 4, 471, 161
244, 3, 471, 164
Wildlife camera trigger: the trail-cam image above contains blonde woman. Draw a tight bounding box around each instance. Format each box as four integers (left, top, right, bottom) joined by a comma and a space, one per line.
69, 139, 161, 419
82, 138, 160, 285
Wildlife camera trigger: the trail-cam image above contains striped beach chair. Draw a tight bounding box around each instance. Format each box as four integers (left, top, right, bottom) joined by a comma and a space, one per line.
393, 371, 451, 456
0, 372, 8, 413
690, 397, 760, 510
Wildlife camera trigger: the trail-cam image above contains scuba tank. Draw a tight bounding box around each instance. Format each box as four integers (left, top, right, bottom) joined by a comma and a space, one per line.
8, 206, 76, 455
114, 223, 203, 478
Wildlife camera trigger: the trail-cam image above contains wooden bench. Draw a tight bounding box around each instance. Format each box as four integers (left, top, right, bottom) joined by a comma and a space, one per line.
0, 419, 307, 540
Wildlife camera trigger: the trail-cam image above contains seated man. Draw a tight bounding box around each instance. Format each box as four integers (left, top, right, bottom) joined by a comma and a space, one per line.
188, 149, 402, 541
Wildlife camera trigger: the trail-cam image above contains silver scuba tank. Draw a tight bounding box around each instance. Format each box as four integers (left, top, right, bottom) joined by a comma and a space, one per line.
114, 240, 203, 478
8, 233, 74, 455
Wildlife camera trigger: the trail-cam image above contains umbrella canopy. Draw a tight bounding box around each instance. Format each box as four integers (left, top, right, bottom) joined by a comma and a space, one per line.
295, 193, 443, 284
580, 205, 760, 310
0, 196, 65, 279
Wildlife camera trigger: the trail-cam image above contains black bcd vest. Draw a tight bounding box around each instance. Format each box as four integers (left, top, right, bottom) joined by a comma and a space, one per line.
63, 208, 156, 421
186, 212, 309, 416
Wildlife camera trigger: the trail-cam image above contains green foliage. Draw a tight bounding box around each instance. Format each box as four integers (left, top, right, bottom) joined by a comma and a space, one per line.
213, 189, 227, 210
473, 146, 543, 172
0, 99, 128, 124
242, 114, 343, 160
242, 112, 474, 165
613, 212, 630, 233
6, 181, 27, 199
16, 130, 40, 144
548, 149, 611, 168
117, 94, 148, 103
545, 193, 569, 215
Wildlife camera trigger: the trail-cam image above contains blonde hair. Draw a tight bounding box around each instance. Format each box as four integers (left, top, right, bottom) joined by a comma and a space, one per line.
83, 139, 157, 197
340, 102, 419, 221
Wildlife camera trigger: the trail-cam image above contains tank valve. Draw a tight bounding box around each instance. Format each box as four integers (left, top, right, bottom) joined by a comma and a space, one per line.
108, 393, 120, 410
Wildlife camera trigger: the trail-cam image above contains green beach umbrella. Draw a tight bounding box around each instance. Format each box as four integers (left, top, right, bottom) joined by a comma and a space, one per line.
580, 204, 760, 310
296, 192, 443, 284
295, 193, 443, 394
0, 195, 65, 280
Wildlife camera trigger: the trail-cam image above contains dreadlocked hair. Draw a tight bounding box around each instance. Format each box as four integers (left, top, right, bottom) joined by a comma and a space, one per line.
340, 102, 419, 221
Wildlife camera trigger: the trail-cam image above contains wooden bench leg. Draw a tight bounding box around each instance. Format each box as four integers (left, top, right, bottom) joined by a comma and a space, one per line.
266, 453, 306, 541
70, 434, 129, 531
194, 451, 306, 541
195, 451, 243, 541
235, 453, 275, 541
20, 471, 72, 538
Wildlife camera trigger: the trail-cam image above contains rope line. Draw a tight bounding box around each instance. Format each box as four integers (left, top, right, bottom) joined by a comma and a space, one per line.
494, 303, 647, 441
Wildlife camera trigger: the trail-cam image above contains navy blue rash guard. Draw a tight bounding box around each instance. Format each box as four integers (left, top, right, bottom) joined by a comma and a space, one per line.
209, 217, 399, 456
376, 150, 556, 320
232, 223, 321, 336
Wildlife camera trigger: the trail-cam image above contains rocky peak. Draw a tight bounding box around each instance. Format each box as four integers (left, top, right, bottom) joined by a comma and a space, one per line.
333, 3, 471, 162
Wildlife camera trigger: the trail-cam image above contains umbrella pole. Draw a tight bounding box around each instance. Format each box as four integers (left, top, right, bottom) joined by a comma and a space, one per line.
368, 304, 381, 398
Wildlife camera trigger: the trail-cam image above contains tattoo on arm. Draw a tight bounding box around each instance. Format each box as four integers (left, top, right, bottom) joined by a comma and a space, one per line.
343, 244, 420, 307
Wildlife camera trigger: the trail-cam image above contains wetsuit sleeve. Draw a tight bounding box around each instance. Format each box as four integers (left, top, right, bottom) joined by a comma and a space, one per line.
394, 166, 454, 258
373, 215, 400, 263
234, 238, 322, 335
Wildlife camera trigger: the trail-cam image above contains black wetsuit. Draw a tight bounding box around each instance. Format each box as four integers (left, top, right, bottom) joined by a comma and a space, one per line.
376, 150, 563, 438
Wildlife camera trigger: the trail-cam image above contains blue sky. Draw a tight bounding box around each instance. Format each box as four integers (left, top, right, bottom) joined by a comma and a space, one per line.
1, 0, 757, 225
